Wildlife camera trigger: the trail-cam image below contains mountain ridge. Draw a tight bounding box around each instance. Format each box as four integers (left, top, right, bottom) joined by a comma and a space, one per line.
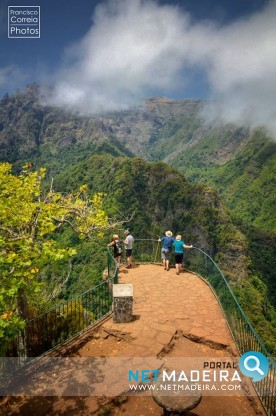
0, 84, 275, 352
1, 84, 274, 231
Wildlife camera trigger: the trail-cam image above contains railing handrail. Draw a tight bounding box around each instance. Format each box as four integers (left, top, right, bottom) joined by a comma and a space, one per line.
131, 240, 274, 360
183, 245, 275, 416
107, 246, 119, 283
191, 246, 271, 358
2, 239, 274, 416
25, 275, 115, 324
25, 249, 118, 325
5, 241, 272, 361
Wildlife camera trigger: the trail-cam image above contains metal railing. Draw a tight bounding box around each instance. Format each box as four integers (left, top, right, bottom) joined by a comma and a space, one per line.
1, 239, 275, 416
131, 238, 161, 264
1, 249, 118, 376
132, 239, 275, 416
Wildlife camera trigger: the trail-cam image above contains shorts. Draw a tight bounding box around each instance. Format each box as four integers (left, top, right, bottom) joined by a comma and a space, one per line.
175, 253, 184, 264
126, 249, 132, 257
161, 248, 170, 260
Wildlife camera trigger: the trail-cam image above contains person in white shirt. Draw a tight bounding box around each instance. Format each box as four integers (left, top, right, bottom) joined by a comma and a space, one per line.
124, 229, 134, 269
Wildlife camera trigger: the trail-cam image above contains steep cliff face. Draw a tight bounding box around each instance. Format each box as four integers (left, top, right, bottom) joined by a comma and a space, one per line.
0, 86, 274, 282
1, 86, 274, 232
0, 85, 132, 169
0, 86, 43, 161
0, 90, 202, 163
56, 154, 250, 283
170, 128, 276, 231
53, 154, 275, 352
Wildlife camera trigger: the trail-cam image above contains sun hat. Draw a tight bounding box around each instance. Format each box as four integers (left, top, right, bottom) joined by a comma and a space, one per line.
176, 235, 182, 241
165, 230, 173, 237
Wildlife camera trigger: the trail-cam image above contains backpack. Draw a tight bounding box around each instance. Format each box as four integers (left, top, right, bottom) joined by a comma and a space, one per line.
115, 241, 122, 254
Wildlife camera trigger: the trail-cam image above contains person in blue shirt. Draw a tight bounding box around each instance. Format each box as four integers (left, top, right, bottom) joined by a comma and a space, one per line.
173, 234, 193, 275
158, 231, 175, 271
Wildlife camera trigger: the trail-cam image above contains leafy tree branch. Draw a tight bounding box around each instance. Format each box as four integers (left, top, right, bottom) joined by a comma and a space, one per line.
0, 163, 131, 344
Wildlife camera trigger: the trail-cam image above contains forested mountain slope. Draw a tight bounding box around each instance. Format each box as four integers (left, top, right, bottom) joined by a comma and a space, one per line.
0, 85, 275, 351
0, 85, 274, 231
53, 155, 275, 352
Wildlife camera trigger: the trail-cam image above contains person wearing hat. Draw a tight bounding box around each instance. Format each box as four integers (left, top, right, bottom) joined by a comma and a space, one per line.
124, 229, 134, 269
158, 231, 174, 271
107, 234, 123, 267
173, 235, 193, 275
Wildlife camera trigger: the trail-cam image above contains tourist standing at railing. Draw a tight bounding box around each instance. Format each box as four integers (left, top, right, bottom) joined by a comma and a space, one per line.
173, 235, 193, 275
124, 229, 134, 269
158, 231, 174, 271
107, 234, 122, 267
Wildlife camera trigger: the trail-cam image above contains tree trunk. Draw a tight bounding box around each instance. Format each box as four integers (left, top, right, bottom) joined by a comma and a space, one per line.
17, 288, 28, 361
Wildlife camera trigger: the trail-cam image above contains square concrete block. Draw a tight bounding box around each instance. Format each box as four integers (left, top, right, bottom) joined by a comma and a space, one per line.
113, 284, 133, 323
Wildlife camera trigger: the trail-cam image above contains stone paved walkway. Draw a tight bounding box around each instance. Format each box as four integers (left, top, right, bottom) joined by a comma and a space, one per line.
103, 263, 236, 355
1, 264, 264, 416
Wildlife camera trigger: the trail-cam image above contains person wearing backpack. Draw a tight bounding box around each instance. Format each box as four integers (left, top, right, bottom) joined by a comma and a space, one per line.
107, 234, 123, 266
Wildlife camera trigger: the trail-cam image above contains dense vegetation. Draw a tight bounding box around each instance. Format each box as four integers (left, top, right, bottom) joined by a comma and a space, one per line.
53, 155, 276, 352
171, 128, 276, 231
1, 86, 274, 232
0, 163, 116, 343
0, 85, 275, 353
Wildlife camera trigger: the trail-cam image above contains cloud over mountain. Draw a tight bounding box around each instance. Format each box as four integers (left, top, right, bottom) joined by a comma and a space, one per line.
47, 0, 276, 135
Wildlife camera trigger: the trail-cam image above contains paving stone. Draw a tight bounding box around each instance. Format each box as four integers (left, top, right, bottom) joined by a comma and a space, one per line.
155, 331, 174, 346
101, 265, 235, 371
147, 322, 176, 334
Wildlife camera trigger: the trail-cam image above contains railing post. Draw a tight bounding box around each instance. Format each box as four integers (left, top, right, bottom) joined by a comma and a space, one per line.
107, 247, 110, 278
114, 268, 118, 284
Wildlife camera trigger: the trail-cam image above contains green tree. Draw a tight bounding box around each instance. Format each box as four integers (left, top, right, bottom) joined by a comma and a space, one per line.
0, 163, 124, 345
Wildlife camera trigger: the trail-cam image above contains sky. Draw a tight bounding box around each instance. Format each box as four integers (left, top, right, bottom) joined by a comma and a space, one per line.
0, 0, 275, 135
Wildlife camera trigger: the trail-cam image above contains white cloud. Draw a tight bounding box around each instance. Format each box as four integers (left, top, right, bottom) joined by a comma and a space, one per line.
201, 2, 276, 135
48, 0, 190, 112
47, 0, 276, 136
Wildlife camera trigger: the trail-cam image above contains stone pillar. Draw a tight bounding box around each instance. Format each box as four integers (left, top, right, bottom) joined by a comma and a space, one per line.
113, 284, 133, 323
